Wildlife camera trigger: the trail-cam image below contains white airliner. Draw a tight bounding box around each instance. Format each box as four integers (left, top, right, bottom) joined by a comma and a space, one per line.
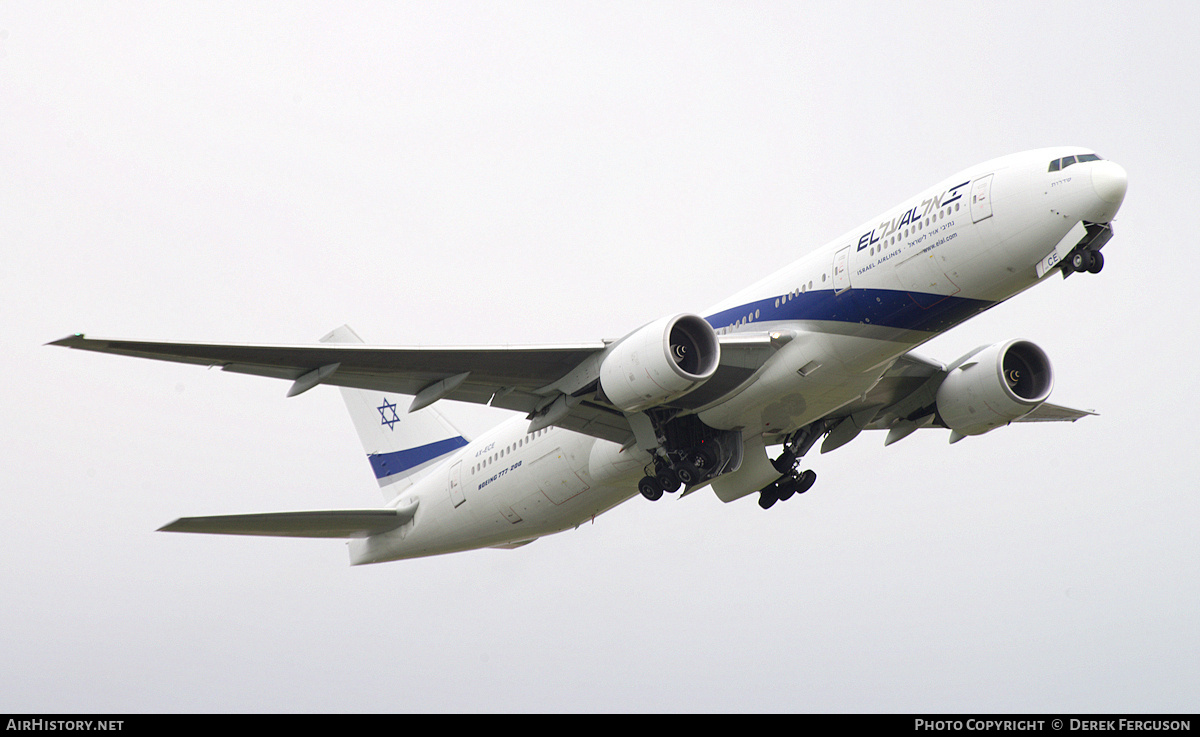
52, 147, 1127, 564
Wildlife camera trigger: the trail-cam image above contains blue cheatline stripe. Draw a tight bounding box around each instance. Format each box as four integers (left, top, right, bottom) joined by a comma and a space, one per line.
368, 436, 470, 480
705, 287, 995, 334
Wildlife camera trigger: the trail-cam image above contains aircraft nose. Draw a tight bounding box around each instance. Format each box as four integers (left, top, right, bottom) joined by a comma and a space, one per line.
1092, 160, 1128, 206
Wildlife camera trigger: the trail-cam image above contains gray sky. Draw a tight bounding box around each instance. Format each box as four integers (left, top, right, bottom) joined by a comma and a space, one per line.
3, 1, 1197, 713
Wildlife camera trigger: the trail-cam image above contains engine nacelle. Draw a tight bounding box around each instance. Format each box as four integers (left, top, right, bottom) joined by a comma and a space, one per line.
599, 314, 720, 412
935, 339, 1054, 437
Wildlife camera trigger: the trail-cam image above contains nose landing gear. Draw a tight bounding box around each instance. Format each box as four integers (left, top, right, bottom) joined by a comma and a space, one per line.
1062, 222, 1112, 277
1067, 247, 1104, 274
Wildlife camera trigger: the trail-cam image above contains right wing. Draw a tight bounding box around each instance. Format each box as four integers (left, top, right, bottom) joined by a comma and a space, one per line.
1011, 402, 1097, 422
818, 351, 1096, 450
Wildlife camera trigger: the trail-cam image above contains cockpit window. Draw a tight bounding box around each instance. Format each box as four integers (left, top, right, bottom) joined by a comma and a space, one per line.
1049, 153, 1103, 172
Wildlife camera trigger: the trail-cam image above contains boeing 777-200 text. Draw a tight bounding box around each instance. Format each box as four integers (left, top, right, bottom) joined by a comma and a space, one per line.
52, 147, 1128, 564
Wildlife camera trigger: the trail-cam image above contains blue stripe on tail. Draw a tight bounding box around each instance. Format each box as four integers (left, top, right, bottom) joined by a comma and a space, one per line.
368, 436, 470, 481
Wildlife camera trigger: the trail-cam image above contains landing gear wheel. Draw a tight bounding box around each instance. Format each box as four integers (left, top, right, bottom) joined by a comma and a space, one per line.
771, 452, 797, 475
675, 463, 703, 486
794, 469, 817, 494
656, 468, 681, 494
638, 476, 664, 501
1087, 250, 1104, 274
758, 485, 779, 510
1071, 249, 1096, 273
691, 447, 718, 472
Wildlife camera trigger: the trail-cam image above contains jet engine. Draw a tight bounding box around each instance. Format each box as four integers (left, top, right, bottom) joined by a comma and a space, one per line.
599, 313, 720, 412
935, 339, 1054, 437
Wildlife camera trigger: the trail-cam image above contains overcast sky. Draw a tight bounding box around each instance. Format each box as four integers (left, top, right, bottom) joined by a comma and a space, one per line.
3, 1, 1198, 713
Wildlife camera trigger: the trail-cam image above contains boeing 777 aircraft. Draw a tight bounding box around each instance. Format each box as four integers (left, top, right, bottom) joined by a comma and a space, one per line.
52, 147, 1127, 564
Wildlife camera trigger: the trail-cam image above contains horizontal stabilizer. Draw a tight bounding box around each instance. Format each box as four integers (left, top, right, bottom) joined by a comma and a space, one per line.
159, 504, 417, 539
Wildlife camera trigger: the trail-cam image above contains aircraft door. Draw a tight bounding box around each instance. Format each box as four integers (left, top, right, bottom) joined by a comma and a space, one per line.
833, 246, 852, 293
970, 174, 994, 223
448, 460, 465, 507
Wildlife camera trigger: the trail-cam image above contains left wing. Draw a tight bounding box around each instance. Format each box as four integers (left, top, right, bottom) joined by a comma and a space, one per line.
51, 330, 610, 419
50, 328, 786, 446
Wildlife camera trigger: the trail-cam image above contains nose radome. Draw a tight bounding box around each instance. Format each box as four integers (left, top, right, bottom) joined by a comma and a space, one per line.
1092, 161, 1128, 205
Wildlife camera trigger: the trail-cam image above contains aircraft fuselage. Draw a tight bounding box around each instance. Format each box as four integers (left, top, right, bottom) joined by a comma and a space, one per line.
349, 147, 1127, 563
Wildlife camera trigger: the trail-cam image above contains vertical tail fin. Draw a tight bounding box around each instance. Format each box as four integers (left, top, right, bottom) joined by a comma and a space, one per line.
321, 325, 470, 499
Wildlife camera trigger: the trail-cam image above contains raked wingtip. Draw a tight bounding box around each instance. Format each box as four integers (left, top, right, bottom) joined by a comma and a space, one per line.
46, 333, 87, 347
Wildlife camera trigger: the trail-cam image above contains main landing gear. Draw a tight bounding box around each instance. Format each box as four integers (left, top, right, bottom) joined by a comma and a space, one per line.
756, 421, 825, 510
635, 416, 826, 508
637, 446, 718, 501
637, 466, 676, 502
636, 416, 741, 502
758, 469, 817, 509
